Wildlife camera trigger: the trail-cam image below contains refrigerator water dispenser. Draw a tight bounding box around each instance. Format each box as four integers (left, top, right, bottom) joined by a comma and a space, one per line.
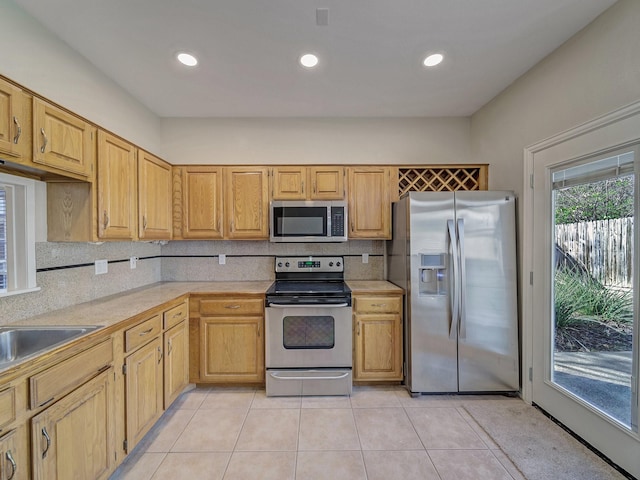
418, 253, 447, 296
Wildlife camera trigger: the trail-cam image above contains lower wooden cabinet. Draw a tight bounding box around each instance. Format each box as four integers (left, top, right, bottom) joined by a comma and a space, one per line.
190, 295, 265, 384
0, 427, 26, 480
125, 336, 163, 452
163, 320, 189, 408
353, 294, 403, 381
31, 369, 114, 480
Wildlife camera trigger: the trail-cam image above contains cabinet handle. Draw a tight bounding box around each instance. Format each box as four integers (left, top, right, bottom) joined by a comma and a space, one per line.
103, 211, 109, 229
357, 322, 360, 336
41, 427, 51, 459
230, 220, 234, 232
225, 304, 241, 309
313, 180, 317, 194
40, 128, 48, 153
143, 215, 148, 230
371, 304, 387, 308
301, 180, 305, 194
139, 328, 153, 336
172, 312, 183, 319
158, 346, 163, 364
12, 116, 21, 144
217, 218, 221, 232
6, 450, 16, 480
257, 324, 261, 337
168, 339, 173, 355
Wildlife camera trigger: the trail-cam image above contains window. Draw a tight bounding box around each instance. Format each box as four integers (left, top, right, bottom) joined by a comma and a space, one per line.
0, 173, 38, 296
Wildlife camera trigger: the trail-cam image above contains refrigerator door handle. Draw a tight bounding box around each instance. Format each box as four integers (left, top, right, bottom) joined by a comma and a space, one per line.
447, 219, 459, 339
457, 218, 467, 339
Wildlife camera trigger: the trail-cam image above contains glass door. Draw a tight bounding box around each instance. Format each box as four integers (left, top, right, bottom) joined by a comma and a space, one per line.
552, 150, 636, 429
531, 143, 640, 477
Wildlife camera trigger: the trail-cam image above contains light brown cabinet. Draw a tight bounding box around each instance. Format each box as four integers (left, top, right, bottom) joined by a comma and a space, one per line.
97, 130, 137, 240
32, 98, 95, 180
190, 296, 265, 384
353, 293, 403, 382
138, 150, 172, 240
124, 315, 163, 452
0, 79, 28, 161
163, 302, 189, 408
31, 369, 114, 480
225, 167, 269, 239
348, 167, 392, 239
174, 166, 224, 239
0, 428, 25, 480
271, 166, 345, 200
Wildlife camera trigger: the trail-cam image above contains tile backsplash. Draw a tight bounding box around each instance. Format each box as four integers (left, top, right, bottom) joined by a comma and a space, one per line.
0, 240, 384, 325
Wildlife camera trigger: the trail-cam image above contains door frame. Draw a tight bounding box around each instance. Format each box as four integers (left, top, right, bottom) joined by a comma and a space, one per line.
522, 99, 640, 478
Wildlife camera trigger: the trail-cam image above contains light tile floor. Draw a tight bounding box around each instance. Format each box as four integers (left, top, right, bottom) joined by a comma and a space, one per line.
109, 386, 527, 480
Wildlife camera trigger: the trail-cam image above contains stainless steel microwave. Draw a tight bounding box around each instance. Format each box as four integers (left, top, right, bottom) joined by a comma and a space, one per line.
269, 201, 348, 242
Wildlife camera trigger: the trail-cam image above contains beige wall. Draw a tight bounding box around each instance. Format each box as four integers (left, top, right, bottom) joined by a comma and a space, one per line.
160, 117, 470, 166
470, 0, 640, 195
0, 0, 162, 154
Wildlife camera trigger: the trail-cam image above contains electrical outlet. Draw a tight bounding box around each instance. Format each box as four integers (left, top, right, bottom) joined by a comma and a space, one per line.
362, 253, 369, 264
219, 254, 226, 265
95, 259, 108, 275
130, 256, 138, 269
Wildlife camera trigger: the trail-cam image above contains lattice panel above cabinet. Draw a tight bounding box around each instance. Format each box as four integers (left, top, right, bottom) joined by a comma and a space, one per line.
397, 165, 488, 197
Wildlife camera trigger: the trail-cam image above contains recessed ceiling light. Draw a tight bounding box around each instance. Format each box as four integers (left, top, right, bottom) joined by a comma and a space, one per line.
177, 52, 198, 67
300, 53, 319, 68
423, 53, 444, 67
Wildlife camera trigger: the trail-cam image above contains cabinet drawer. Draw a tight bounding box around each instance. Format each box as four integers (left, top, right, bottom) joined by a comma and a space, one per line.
164, 302, 188, 330
198, 298, 264, 316
30, 338, 113, 409
355, 296, 401, 313
125, 315, 162, 353
0, 386, 15, 430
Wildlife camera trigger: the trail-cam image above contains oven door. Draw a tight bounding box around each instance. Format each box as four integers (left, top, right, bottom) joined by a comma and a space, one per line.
265, 304, 352, 368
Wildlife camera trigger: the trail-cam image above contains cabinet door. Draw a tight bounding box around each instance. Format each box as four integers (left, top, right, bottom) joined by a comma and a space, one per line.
225, 167, 269, 239
138, 150, 172, 240
164, 321, 189, 409
354, 313, 402, 381
348, 167, 391, 239
97, 130, 137, 239
0, 428, 26, 480
32, 98, 95, 178
31, 369, 114, 480
271, 166, 306, 200
310, 166, 345, 200
125, 338, 163, 452
0, 79, 22, 159
200, 316, 264, 383
180, 166, 224, 239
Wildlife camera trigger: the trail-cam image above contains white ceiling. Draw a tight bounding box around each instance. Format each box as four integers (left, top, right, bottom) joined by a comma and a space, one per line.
12, 0, 617, 118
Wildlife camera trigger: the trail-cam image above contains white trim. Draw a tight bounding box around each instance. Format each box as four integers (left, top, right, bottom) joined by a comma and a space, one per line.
0, 286, 41, 298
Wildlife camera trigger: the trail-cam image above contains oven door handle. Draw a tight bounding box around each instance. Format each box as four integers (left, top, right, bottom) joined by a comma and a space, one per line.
269, 372, 350, 381
267, 303, 349, 308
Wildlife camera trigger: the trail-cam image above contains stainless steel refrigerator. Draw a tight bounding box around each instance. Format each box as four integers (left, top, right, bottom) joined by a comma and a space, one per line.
387, 191, 519, 394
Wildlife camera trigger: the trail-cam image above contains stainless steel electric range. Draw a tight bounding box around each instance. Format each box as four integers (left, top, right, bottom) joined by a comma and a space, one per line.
265, 256, 352, 396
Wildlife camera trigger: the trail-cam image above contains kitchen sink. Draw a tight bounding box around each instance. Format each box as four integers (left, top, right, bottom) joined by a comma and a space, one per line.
0, 325, 101, 368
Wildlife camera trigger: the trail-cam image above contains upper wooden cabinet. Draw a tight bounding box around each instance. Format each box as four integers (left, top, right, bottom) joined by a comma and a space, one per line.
271, 166, 345, 200
348, 167, 392, 239
138, 150, 171, 240
173, 166, 224, 239
32, 98, 95, 180
225, 167, 269, 239
97, 131, 137, 240
0, 78, 28, 161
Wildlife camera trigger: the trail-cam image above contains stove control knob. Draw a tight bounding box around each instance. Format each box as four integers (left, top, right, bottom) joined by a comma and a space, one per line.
329, 262, 334, 267
285, 262, 290, 267
277, 262, 283, 268
336, 261, 341, 267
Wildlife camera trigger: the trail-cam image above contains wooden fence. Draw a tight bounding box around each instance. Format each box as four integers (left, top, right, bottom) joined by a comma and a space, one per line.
555, 218, 634, 288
